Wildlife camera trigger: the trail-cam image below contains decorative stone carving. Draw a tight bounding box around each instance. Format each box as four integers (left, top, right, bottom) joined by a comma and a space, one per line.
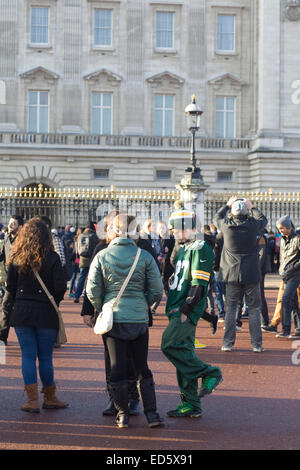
146, 71, 185, 88
208, 73, 247, 90
285, 2, 300, 21
19, 66, 59, 84
83, 69, 122, 87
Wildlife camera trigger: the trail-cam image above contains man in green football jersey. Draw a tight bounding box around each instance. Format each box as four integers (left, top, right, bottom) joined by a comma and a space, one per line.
161, 207, 222, 418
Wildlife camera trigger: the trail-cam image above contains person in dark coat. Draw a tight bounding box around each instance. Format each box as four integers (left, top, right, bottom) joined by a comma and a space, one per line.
5, 217, 68, 412
213, 197, 267, 352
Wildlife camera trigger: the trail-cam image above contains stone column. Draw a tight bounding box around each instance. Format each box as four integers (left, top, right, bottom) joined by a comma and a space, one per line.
123, 0, 145, 135
256, 0, 283, 148
0, 81, 5, 104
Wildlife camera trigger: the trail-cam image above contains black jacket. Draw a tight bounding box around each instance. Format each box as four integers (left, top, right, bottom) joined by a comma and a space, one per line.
6, 251, 67, 329
213, 205, 268, 284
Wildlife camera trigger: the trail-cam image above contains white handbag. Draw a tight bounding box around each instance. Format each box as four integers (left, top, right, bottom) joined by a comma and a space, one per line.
93, 248, 141, 335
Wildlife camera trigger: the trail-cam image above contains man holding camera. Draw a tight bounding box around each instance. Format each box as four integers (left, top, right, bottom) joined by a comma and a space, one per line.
213, 197, 268, 352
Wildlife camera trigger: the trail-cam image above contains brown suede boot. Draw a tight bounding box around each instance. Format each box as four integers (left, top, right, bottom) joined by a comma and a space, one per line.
41, 383, 69, 409
21, 383, 40, 413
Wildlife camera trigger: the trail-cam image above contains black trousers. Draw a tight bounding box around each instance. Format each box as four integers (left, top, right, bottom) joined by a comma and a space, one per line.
102, 330, 152, 384
103, 340, 139, 400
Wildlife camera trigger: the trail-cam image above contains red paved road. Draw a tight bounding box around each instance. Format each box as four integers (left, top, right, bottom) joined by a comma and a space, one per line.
0, 275, 299, 450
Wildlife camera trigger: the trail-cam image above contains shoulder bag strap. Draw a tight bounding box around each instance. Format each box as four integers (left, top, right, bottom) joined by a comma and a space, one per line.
112, 247, 141, 309
33, 269, 60, 315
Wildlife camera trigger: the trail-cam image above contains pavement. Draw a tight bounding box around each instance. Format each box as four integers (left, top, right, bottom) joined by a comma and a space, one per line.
0, 273, 299, 452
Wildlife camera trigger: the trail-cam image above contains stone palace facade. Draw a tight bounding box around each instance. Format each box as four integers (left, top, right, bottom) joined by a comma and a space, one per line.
0, 0, 300, 193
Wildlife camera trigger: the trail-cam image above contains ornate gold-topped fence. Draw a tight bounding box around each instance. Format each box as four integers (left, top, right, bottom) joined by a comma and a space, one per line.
1, 184, 300, 230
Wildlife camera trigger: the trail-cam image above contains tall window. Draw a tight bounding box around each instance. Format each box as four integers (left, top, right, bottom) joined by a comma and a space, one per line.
216, 96, 235, 138
30, 7, 49, 44
94, 9, 112, 46
156, 12, 174, 49
28, 91, 49, 133
154, 95, 174, 136
92, 92, 112, 135
217, 14, 235, 52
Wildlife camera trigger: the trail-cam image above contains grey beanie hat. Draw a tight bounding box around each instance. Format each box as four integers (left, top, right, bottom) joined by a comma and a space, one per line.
231, 199, 248, 217
276, 215, 292, 229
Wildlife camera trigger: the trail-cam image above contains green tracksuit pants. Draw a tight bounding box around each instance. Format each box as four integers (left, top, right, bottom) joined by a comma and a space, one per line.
161, 315, 222, 410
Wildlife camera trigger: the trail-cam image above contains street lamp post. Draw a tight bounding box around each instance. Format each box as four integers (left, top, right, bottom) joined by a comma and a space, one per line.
177, 94, 209, 236
184, 94, 203, 181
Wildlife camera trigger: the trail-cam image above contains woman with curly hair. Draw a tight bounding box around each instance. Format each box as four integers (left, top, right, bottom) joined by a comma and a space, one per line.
6, 217, 68, 413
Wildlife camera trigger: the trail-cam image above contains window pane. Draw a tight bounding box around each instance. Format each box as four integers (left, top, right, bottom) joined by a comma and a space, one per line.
94, 169, 109, 179
103, 93, 112, 107
94, 9, 112, 46
217, 15, 235, 51
28, 107, 37, 132
218, 15, 234, 33
31, 7, 49, 44
92, 108, 100, 134
154, 110, 163, 136
216, 111, 224, 138
29, 91, 38, 105
165, 95, 174, 109
39, 106, 48, 133
39, 91, 48, 106
165, 110, 173, 136
92, 93, 100, 107
226, 111, 235, 138
102, 108, 111, 134
216, 97, 224, 111
156, 170, 171, 180
154, 95, 163, 108
156, 12, 173, 48
217, 171, 232, 182
226, 97, 235, 111
219, 34, 234, 51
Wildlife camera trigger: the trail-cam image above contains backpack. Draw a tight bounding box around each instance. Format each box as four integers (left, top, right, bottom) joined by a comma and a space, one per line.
77, 233, 93, 258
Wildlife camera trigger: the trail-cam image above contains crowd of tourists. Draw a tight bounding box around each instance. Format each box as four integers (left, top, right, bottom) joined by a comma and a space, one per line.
0, 196, 300, 428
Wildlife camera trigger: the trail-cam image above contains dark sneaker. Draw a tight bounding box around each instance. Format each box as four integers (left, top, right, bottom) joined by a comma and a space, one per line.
289, 332, 300, 339
146, 411, 164, 428
276, 333, 290, 338
262, 325, 277, 333
199, 375, 223, 398
167, 401, 202, 418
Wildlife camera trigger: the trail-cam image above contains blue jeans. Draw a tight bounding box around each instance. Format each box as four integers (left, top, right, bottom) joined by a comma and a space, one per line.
69, 263, 79, 294
75, 267, 89, 300
14, 327, 57, 386
281, 277, 300, 335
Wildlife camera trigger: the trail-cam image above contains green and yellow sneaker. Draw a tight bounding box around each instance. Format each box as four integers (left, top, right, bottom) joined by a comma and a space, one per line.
167, 401, 202, 418
199, 375, 223, 398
